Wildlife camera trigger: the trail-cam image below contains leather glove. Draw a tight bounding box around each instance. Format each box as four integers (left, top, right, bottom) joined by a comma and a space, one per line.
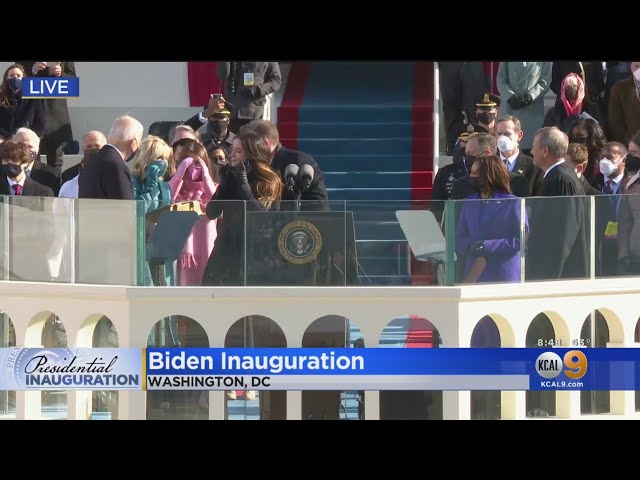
521, 94, 533, 106
230, 163, 249, 185
468, 241, 486, 257
507, 95, 523, 110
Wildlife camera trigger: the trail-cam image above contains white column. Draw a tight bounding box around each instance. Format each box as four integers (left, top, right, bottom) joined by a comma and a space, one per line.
443, 391, 471, 420
209, 391, 225, 420
286, 391, 302, 420
119, 391, 146, 420
501, 391, 526, 420
364, 391, 379, 420
556, 391, 580, 418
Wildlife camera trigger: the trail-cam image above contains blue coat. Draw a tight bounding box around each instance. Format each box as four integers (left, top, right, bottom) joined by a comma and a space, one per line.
455, 190, 527, 283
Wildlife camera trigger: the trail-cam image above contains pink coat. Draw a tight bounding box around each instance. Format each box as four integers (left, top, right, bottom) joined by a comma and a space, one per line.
169, 158, 218, 286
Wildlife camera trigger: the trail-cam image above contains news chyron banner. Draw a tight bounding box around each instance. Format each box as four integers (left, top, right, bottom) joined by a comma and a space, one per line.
2, 348, 640, 391
0, 348, 141, 390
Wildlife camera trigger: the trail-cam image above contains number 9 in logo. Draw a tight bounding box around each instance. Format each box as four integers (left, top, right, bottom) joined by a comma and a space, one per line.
564, 350, 587, 379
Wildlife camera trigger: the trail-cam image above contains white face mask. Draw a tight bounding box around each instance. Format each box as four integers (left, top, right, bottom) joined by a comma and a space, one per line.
634, 68, 640, 82
599, 158, 618, 177
497, 135, 517, 153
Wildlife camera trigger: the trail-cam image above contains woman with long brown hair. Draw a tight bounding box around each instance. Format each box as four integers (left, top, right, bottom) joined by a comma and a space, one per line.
202, 131, 283, 285
455, 155, 528, 283
0, 64, 46, 140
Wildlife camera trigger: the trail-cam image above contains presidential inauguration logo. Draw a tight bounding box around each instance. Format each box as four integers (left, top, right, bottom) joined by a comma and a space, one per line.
278, 220, 322, 265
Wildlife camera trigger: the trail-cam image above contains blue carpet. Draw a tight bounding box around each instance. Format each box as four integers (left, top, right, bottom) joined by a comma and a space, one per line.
291, 62, 422, 284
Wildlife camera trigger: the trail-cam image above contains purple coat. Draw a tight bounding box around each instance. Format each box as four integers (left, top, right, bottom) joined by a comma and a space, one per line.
455, 190, 527, 283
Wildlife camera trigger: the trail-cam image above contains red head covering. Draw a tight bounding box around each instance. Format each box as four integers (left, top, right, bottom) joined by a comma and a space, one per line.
561, 73, 585, 117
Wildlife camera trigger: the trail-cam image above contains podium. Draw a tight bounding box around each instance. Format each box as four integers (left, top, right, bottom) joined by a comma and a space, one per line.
145, 204, 201, 286
244, 210, 359, 286
395, 210, 458, 285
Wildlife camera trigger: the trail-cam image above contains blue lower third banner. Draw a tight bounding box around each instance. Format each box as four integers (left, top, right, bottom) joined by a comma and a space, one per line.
2, 348, 640, 390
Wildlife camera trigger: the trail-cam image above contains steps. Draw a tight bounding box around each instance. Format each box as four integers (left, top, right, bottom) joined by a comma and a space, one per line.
277, 62, 435, 285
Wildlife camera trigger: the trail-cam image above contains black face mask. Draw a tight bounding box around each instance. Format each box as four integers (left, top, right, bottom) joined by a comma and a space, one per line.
477, 112, 496, 125
2, 163, 23, 179
571, 136, 588, 144
469, 176, 482, 193
464, 154, 477, 172
627, 154, 640, 172
207, 119, 229, 139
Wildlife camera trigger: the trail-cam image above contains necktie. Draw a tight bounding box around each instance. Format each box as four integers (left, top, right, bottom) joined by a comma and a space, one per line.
606, 179, 615, 195
12, 184, 22, 196
503, 158, 510, 170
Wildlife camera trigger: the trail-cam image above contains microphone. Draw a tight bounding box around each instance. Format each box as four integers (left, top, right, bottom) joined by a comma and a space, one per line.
284, 164, 299, 193
298, 164, 314, 192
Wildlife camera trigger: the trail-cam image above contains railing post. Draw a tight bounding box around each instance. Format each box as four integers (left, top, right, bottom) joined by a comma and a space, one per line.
433, 62, 440, 182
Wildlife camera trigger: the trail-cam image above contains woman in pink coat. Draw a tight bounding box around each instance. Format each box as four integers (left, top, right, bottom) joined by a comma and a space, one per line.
169, 141, 219, 286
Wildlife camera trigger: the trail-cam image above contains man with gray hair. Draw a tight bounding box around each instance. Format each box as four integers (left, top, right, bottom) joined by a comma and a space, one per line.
13, 127, 60, 194
527, 127, 588, 280
78, 116, 143, 200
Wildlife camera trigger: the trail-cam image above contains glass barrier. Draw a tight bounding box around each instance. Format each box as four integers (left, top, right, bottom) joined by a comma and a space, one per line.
344, 200, 443, 286
523, 195, 592, 283
75, 198, 143, 286
444, 197, 525, 286
0, 192, 638, 287
597, 193, 633, 279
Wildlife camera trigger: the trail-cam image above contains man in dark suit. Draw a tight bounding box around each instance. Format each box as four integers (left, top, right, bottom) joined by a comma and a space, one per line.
439, 62, 490, 154
241, 120, 329, 211
78, 116, 141, 200
566, 143, 600, 196
450, 132, 530, 199
217, 62, 282, 134
496, 115, 543, 196
591, 142, 627, 277
17, 61, 76, 173
0, 141, 53, 197
12, 127, 60, 195
61, 130, 107, 185
527, 127, 588, 281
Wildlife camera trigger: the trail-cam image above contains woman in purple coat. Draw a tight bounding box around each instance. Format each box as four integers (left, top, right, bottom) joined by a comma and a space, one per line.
455, 155, 527, 283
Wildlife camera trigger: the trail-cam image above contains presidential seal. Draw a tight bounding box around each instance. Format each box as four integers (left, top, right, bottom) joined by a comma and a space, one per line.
278, 220, 322, 264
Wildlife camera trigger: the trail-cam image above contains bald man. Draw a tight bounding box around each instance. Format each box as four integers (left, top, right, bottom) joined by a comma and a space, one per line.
13, 127, 60, 194
78, 117, 142, 200
61, 130, 107, 185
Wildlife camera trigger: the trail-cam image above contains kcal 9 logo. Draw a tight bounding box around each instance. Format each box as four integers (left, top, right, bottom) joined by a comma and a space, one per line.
535, 350, 588, 379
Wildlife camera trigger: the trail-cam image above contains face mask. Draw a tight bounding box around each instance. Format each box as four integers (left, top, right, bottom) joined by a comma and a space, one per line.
469, 176, 482, 193
186, 164, 204, 182
571, 136, 588, 144
2, 163, 23, 179
7, 77, 22, 92
464, 154, 477, 171
599, 158, 618, 178
497, 135, 516, 153
477, 112, 496, 125
634, 69, 640, 82
626, 154, 640, 172
207, 119, 229, 139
